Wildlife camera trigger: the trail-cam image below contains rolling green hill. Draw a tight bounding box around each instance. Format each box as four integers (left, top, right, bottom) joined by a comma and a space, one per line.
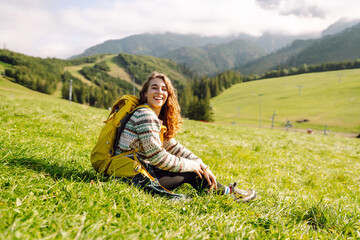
1, 73, 360, 239
116, 53, 190, 90
163, 39, 266, 75
64, 55, 116, 86
211, 69, 360, 134
0, 49, 68, 94
0, 50, 193, 109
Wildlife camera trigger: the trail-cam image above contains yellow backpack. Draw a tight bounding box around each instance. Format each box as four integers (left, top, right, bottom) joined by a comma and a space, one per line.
90, 95, 155, 180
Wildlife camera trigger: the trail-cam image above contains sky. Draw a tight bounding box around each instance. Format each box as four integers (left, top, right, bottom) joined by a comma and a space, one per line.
1, 0, 359, 59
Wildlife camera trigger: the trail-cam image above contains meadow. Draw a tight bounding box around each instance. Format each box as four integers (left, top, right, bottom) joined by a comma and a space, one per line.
211, 69, 360, 134
1, 76, 360, 239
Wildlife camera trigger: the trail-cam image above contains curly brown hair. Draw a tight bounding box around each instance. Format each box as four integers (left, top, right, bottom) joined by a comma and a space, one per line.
139, 72, 183, 139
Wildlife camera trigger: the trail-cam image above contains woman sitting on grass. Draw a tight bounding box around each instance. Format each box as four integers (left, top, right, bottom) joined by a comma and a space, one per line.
115, 71, 256, 202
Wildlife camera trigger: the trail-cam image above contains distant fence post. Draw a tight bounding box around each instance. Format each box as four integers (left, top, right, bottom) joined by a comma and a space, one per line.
297, 85, 304, 95
285, 119, 292, 131
271, 110, 276, 129
337, 73, 344, 83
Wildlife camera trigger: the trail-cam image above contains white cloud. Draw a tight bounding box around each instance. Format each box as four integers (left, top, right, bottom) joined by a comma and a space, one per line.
0, 0, 359, 58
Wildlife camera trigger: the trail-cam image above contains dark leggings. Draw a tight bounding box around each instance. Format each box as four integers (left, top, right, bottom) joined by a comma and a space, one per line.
153, 168, 227, 194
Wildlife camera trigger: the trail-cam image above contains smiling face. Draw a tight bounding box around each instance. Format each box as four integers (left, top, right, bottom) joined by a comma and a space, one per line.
145, 78, 168, 116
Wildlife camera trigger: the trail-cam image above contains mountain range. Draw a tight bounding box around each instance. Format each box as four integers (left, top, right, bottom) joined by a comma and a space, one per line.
69, 18, 360, 76
71, 31, 318, 75
70, 33, 237, 59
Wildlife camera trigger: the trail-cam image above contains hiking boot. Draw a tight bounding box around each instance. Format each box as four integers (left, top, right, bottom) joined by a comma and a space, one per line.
229, 182, 256, 203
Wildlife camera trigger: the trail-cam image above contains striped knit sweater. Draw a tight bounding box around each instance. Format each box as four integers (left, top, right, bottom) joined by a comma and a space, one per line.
115, 107, 205, 172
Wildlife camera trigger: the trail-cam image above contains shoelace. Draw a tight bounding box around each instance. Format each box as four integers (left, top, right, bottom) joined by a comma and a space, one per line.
230, 182, 250, 196
234, 188, 250, 196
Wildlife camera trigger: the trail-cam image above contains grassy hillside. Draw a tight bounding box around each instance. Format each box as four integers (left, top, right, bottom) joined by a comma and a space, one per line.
64, 64, 98, 86
0, 49, 68, 95
64, 53, 189, 92
1, 76, 360, 239
211, 69, 360, 133
105, 56, 141, 89
63, 54, 116, 86
117, 53, 190, 90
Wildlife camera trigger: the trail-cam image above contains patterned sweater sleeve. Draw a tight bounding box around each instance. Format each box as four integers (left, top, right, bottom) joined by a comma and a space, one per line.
163, 138, 206, 166
133, 108, 200, 173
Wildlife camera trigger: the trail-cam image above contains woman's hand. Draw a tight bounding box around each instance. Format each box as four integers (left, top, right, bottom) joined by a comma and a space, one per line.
193, 162, 204, 179
200, 163, 217, 192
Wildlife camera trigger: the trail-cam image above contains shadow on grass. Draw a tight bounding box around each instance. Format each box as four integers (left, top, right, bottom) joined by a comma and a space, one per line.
6, 156, 109, 183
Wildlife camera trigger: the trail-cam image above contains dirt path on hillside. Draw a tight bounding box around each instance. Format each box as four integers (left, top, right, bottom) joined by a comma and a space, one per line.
218, 122, 359, 138
270, 126, 359, 138
106, 60, 141, 89
63, 65, 93, 85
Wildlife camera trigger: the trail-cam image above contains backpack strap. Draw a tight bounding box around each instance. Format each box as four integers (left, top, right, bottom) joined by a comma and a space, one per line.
113, 104, 152, 155
114, 148, 156, 182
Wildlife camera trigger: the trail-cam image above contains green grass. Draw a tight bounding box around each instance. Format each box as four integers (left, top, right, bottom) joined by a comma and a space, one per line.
211, 69, 360, 134
1, 76, 360, 239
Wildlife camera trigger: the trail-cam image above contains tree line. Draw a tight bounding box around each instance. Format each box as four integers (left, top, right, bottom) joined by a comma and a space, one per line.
179, 70, 244, 121
258, 59, 360, 79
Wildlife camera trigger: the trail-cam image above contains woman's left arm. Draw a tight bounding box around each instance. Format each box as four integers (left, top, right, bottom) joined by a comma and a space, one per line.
163, 138, 204, 163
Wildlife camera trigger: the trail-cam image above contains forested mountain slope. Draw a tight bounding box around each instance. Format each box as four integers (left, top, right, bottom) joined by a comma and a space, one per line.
163, 39, 266, 75
240, 23, 360, 75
